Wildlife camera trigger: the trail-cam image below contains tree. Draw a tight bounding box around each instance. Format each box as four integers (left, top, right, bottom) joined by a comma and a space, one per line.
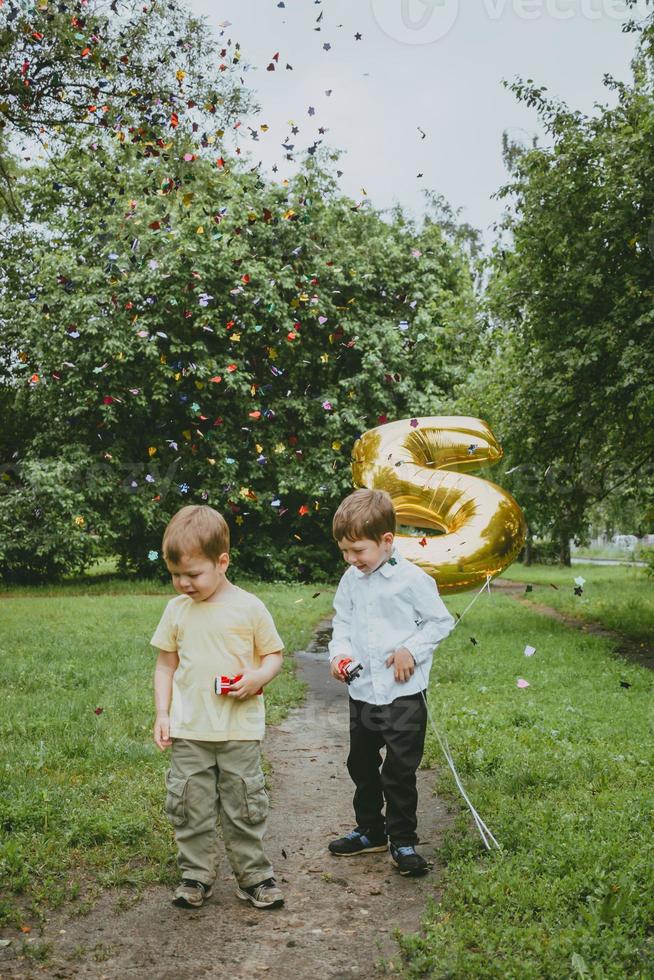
0, 135, 478, 580
0, 0, 250, 216
459, 34, 654, 562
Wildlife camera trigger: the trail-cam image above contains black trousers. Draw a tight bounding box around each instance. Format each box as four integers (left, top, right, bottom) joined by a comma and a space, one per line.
347, 693, 427, 847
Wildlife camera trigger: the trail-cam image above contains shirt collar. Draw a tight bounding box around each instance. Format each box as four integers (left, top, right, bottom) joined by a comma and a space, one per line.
379, 549, 399, 577
351, 548, 399, 580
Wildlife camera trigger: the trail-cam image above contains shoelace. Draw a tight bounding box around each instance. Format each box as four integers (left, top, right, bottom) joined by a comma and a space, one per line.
256, 878, 277, 890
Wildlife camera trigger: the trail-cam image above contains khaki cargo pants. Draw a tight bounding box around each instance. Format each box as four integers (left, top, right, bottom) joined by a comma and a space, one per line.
165, 738, 274, 889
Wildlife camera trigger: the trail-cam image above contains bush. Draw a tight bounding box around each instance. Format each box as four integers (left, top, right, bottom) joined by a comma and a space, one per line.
520, 537, 562, 565
3, 153, 477, 581
0, 456, 109, 582
640, 546, 654, 578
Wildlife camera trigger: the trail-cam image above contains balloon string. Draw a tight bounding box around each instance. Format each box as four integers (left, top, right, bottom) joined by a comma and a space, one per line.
417, 573, 501, 852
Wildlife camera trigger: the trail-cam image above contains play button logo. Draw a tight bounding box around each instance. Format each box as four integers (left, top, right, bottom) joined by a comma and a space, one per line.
371, 0, 460, 45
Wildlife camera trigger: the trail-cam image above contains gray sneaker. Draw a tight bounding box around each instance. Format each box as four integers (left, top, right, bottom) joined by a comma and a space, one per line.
172, 879, 214, 908
235, 877, 284, 909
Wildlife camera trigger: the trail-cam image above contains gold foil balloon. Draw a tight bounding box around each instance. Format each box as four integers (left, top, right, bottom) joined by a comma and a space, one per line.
352, 416, 526, 593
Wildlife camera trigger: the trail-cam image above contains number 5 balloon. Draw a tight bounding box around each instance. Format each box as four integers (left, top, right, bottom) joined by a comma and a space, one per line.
352, 416, 526, 593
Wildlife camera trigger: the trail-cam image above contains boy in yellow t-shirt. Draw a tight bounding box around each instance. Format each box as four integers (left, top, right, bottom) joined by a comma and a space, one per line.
151, 504, 284, 910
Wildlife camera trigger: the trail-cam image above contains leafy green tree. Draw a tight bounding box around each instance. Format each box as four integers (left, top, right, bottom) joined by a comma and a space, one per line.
0, 0, 249, 215
1, 131, 477, 581
460, 32, 654, 562
0, 1, 480, 583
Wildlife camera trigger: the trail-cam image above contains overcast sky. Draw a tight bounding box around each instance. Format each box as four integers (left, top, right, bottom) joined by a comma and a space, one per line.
185, 0, 646, 239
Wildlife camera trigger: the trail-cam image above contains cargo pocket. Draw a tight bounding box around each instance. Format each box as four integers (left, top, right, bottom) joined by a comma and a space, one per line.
241, 773, 269, 825
164, 771, 189, 828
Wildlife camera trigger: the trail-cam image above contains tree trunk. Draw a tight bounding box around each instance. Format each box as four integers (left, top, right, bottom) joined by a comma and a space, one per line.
523, 529, 533, 566
559, 531, 571, 567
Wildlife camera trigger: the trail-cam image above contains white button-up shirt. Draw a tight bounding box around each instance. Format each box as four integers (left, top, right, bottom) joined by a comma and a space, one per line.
328, 550, 455, 705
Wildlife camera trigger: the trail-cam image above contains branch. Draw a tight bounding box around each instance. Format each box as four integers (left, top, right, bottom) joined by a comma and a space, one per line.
591, 446, 654, 504
0, 156, 22, 220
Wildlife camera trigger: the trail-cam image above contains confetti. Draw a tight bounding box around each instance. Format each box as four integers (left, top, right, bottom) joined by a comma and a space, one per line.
517, 678, 530, 689
524, 645, 536, 657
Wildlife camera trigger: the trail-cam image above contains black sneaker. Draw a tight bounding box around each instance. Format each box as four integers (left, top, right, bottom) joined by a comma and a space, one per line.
172, 879, 214, 908
389, 843, 429, 877
328, 827, 388, 856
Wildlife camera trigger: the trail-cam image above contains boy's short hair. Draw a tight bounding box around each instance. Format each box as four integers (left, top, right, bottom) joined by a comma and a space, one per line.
162, 505, 230, 564
332, 489, 396, 543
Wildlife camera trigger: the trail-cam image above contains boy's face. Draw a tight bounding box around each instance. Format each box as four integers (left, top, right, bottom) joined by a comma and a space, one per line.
337, 532, 394, 575
166, 551, 229, 602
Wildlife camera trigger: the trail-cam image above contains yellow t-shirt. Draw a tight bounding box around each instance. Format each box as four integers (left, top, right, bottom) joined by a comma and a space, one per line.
150, 586, 283, 742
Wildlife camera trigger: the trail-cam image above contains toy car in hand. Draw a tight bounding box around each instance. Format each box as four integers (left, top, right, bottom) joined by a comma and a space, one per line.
215, 675, 263, 696
337, 658, 363, 684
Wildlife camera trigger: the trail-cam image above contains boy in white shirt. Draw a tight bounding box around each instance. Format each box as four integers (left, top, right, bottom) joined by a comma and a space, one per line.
327, 489, 454, 876
151, 504, 284, 910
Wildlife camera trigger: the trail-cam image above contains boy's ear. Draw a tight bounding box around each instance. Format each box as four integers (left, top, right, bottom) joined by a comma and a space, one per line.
218, 552, 230, 571
382, 531, 395, 546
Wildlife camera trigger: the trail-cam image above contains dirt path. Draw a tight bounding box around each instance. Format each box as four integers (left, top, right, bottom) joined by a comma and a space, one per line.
4, 623, 451, 980
493, 579, 654, 671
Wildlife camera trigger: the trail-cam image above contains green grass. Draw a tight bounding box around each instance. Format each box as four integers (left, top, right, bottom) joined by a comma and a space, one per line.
0, 581, 333, 928
4, 565, 654, 977
0, 571, 171, 597
500, 562, 653, 646
571, 545, 637, 562
403, 591, 654, 979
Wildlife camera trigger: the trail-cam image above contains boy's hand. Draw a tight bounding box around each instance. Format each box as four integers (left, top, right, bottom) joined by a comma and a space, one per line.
227, 670, 264, 700
154, 712, 172, 751
330, 658, 347, 683
386, 646, 415, 683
